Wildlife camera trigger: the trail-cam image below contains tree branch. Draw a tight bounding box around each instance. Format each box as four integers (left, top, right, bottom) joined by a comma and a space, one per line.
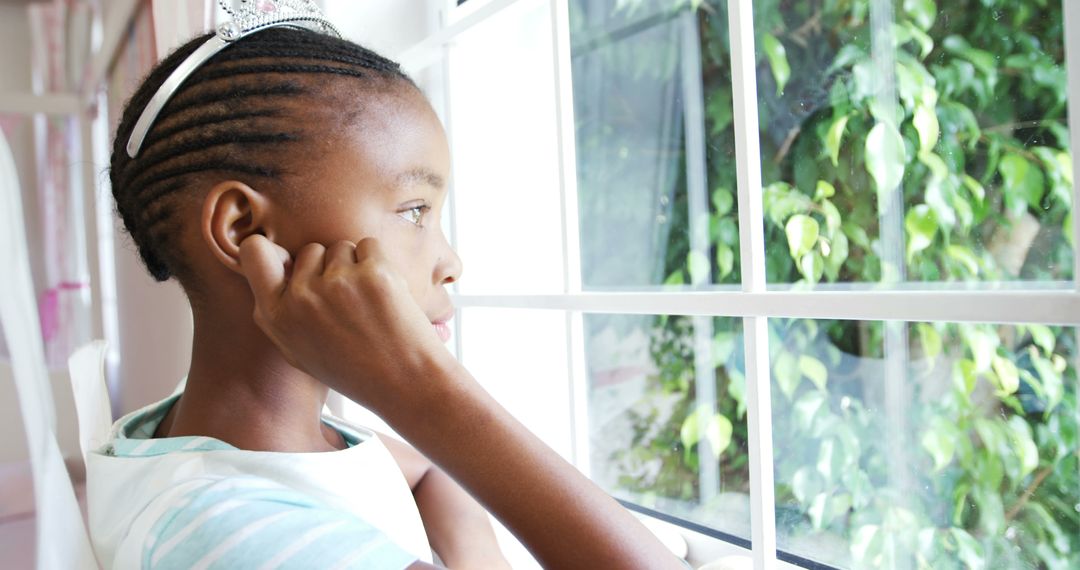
1004, 465, 1053, 522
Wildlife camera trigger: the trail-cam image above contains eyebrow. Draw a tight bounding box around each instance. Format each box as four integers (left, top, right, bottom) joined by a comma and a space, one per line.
397, 168, 445, 190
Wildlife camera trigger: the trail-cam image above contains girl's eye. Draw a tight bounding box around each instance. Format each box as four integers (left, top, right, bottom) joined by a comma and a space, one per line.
399, 205, 430, 226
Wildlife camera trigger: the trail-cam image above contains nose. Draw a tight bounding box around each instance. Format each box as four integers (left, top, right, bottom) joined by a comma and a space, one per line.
435, 234, 463, 286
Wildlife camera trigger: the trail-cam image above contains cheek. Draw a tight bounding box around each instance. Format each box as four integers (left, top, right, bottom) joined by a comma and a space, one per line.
282, 204, 381, 249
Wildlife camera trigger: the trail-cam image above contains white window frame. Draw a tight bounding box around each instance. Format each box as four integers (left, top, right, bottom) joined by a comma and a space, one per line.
394, 1, 1080, 568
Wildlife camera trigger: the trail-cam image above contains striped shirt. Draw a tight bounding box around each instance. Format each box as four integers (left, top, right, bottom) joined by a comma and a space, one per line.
94, 394, 421, 570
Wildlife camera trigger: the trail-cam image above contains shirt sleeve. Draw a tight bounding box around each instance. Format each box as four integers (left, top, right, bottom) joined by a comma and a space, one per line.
141, 477, 418, 570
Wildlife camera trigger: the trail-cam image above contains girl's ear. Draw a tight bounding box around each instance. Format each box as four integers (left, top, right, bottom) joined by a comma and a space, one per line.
201, 180, 276, 275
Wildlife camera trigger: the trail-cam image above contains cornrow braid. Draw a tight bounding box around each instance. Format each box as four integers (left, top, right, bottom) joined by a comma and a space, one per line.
110, 27, 413, 283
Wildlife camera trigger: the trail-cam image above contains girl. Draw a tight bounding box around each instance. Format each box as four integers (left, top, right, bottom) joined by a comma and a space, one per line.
96, 3, 685, 568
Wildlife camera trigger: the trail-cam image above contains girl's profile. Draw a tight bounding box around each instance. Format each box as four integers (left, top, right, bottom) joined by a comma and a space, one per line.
88, 1, 685, 568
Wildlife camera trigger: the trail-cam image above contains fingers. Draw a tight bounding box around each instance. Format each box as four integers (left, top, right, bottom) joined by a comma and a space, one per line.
238, 235, 289, 302
325, 241, 357, 273
354, 237, 387, 265
292, 243, 327, 283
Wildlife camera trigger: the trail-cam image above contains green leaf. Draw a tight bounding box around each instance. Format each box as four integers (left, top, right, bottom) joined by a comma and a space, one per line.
901, 21, 934, 59
799, 355, 828, 390
961, 174, 986, 204
950, 528, 985, 570
826, 115, 850, 167
814, 180, 836, 201
775, 351, 801, 399
707, 413, 733, 455
824, 232, 849, 281
727, 370, 747, 419
793, 391, 827, 430
915, 323, 942, 362
664, 268, 685, 285
913, 104, 939, 153
785, 214, 820, 259
808, 493, 829, 530
1007, 416, 1039, 479
943, 35, 997, 77
998, 154, 1045, 216
706, 91, 734, 135
800, 252, 824, 283
843, 222, 871, 250
817, 438, 840, 481
991, 354, 1019, 395
821, 200, 842, 235
904, 204, 938, 260
712, 331, 737, 364
828, 44, 865, 74
761, 33, 790, 95
1027, 324, 1056, 354
921, 425, 955, 471
852, 525, 883, 565
791, 466, 822, 504
712, 187, 734, 216
715, 243, 735, 279
903, 0, 937, 31
764, 182, 813, 225
923, 170, 956, 229
955, 359, 977, 395
1030, 351, 1063, 411
945, 245, 979, 275
687, 250, 710, 285
865, 122, 908, 197
680, 408, 701, 449
965, 327, 997, 372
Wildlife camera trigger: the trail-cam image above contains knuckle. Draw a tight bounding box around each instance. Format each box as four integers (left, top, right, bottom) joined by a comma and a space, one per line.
354, 238, 379, 258
299, 242, 326, 259
330, 239, 356, 252
286, 284, 319, 309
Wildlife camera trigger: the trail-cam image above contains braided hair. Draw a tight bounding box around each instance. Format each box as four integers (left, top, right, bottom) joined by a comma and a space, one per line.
110, 27, 414, 285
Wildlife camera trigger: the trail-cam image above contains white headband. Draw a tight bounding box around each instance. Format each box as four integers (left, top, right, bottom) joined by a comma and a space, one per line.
125, 0, 341, 158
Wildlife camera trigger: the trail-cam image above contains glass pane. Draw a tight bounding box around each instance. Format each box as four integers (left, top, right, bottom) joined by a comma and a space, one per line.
585, 313, 751, 540
448, 0, 566, 295
459, 308, 575, 460
770, 318, 1079, 568
569, 2, 740, 290
755, 0, 1072, 285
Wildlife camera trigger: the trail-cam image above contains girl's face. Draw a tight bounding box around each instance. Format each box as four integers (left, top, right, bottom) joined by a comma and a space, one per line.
274, 85, 462, 340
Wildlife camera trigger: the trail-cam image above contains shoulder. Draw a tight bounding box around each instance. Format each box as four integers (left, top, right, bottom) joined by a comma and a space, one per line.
140, 476, 417, 570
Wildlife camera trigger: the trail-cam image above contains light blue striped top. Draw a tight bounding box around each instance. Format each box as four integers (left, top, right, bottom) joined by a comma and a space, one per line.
108, 394, 418, 570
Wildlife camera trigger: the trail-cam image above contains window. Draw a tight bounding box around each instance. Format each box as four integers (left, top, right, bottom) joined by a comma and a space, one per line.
370, 0, 1080, 567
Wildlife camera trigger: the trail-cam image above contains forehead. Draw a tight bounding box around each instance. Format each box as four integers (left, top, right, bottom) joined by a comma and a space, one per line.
311, 84, 450, 194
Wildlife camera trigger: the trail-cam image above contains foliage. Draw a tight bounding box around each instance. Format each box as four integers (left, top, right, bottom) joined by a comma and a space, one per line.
571, 0, 1079, 568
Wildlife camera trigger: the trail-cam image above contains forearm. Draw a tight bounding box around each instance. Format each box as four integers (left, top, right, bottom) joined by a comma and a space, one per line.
413, 467, 509, 569
366, 359, 682, 570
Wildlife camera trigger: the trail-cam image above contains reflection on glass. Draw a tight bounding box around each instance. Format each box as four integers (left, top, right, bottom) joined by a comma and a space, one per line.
755, 0, 1072, 284
569, 2, 739, 289
585, 313, 750, 539
770, 318, 1079, 569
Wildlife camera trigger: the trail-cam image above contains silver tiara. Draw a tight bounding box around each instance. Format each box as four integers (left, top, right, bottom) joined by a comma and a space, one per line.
125, 0, 341, 158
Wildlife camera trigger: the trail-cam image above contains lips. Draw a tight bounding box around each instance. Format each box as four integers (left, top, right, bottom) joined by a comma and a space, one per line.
432, 320, 452, 343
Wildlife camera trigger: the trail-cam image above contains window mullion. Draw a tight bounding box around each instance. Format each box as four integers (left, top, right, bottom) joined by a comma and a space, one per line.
728, 0, 777, 567
1064, 0, 1080, 285
550, 0, 591, 472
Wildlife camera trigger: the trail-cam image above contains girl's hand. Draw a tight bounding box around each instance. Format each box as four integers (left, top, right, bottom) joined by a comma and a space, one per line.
237, 234, 683, 570
237, 235, 454, 414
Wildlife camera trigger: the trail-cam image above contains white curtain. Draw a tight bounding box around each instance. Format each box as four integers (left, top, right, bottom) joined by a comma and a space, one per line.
1, 122, 96, 570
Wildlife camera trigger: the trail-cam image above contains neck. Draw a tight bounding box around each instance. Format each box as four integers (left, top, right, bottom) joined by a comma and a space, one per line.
160, 303, 342, 452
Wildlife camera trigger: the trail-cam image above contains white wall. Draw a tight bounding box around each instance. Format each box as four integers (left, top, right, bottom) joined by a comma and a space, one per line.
324, 0, 437, 57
